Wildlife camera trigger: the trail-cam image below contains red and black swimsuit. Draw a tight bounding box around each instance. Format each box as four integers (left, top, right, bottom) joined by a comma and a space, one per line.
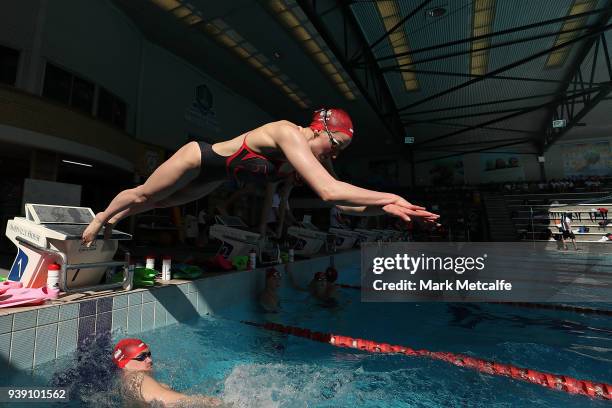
197, 135, 291, 186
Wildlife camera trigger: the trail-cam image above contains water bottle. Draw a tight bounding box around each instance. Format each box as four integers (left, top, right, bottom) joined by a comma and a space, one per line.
288, 248, 295, 263
161, 256, 172, 281
47, 263, 60, 290
248, 249, 257, 270
145, 255, 155, 270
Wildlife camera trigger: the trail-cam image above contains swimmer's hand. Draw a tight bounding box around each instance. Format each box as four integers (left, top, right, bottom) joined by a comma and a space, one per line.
81, 214, 105, 247
383, 201, 439, 224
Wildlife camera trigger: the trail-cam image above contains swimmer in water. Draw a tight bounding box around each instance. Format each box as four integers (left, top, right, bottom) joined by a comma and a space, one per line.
82, 108, 438, 246
286, 263, 338, 307
113, 338, 222, 406
259, 267, 282, 313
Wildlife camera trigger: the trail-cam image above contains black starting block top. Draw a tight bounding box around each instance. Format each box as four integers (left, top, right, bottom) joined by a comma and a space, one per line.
24, 203, 132, 240
45, 224, 132, 240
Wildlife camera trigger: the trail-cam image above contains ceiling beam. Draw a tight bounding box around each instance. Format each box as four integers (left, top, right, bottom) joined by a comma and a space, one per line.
412, 86, 598, 148
370, 6, 612, 63
400, 91, 576, 116
377, 23, 599, 71
396, 22, 612, 113
539, 1, 612, 151
297, 0, 404, 143
544, 82, 612, 152
388, 67, 597, 86
360, 0, 433, 57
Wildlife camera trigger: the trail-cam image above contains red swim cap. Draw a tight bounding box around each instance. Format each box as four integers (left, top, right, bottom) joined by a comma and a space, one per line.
112, 338, 149, 368
309, 108, 354, 139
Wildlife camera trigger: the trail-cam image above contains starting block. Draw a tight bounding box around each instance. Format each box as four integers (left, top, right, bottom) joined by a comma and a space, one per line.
5, 204, 132, 293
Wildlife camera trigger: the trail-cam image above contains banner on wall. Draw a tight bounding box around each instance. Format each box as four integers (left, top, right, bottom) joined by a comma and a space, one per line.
481, 154, 524, 182
429, 157, 464, 185
185, 83, 220, 133
561, 141, 612, 177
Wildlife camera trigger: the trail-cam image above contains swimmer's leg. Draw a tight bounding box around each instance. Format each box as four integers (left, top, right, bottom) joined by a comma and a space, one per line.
105, 180, 224, 228
82, 142, 203, 244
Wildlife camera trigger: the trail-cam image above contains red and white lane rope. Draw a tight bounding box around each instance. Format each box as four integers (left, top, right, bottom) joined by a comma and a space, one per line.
241, 320, 612, 401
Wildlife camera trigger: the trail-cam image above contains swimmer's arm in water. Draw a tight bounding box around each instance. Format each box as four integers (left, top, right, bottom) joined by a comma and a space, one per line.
141, 375, 222, 406
275, 126, 438, 222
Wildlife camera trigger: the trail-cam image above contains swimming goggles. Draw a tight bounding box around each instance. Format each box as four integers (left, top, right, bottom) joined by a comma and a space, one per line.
132, 351, 152, 361
316, 109, 344, 151
314, 273, 327, 282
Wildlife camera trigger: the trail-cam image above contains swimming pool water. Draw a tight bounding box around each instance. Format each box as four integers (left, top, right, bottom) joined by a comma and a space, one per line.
7, 263, 612, 407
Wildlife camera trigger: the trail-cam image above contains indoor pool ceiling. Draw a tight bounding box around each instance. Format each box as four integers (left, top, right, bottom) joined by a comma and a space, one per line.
111, 0, 612, 160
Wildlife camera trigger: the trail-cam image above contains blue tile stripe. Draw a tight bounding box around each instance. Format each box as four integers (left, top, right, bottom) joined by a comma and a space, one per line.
96, 312, 112, 337
97, 297, 113, 314
77, 316, 95, 348
79, 300, 96, 317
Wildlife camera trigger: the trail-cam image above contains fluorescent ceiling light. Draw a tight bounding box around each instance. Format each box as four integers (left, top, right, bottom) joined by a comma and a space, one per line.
470, 0, 496, 76
545, 0, 596, 68
62, 160, 93, 168
375, 0, 419, 91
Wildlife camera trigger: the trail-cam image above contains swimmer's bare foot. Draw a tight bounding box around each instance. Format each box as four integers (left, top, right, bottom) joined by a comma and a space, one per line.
82, 214, 105, 246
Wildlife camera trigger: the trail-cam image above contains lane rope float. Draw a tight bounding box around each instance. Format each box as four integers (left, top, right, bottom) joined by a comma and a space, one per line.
241, 320, 612, 400
335, 283, 612, 316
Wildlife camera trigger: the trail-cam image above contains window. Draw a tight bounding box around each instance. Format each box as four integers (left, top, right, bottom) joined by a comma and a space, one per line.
71, 76, 94, 114
0, 44, 19, 86
43, 63, 95, 113
97, 87, 126, 130
42, 62, 127, 130
42, 63, 72, 104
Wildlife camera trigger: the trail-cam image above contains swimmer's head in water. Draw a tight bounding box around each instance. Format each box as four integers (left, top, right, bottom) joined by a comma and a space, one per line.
266, 267, 282, 289
112, 338, 151, 369
325, 266, 338, 283
309, 108, 354, 155
310, 272, 329, 298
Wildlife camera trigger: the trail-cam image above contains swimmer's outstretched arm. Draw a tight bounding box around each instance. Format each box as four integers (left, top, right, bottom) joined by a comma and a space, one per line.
141, 375, 222, 406
334, 205, 386, 216
276, 126, 439, 223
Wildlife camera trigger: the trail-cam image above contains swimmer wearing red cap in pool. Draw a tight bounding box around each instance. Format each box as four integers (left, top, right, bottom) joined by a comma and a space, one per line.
113, 338, 222, 406
307, 270, 340, 308
82, 107, 438, 247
